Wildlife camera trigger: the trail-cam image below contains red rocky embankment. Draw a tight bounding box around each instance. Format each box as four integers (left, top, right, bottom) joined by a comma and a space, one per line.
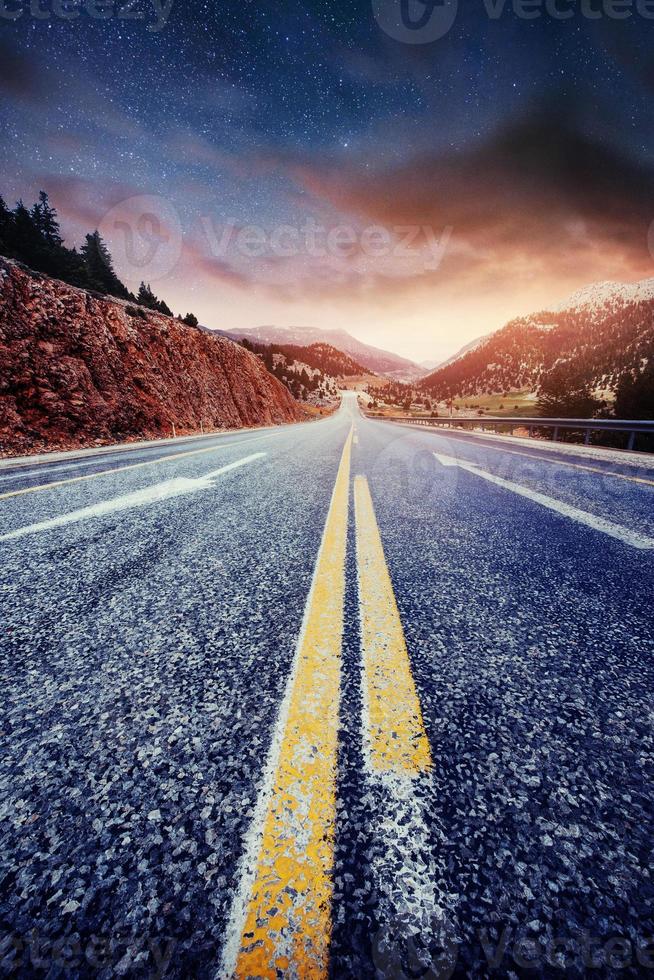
0, 258, 306, 456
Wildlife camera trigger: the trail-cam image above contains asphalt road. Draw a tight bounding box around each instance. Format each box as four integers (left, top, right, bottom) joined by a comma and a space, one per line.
1, 394, 653, 978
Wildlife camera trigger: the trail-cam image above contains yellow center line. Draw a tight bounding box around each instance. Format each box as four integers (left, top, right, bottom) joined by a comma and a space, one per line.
0, 441, 259, 502
354, 475, 431, 776
229, 426, 353, 979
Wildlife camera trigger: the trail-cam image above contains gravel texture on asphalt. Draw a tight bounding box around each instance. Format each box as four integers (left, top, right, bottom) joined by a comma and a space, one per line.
1, 417, 347, 977
1, 399, 653, 978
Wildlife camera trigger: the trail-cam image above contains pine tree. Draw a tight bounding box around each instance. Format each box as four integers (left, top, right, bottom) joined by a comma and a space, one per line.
82, 231, 129, 298
537, 362, 600, 418
615, 363, 654, 420
137, 281, 158, 308
136, 282, 171, 315
11, 200, 43, 267
0, 195, 13, 256
59, 246, 93, 290
31, 191, 63, 247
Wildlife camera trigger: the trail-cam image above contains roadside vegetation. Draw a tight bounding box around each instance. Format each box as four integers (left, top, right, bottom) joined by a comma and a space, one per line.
0, 188, 199, 327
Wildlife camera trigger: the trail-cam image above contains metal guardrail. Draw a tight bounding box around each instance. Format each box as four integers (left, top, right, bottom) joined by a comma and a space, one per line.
367, 414, 654, 453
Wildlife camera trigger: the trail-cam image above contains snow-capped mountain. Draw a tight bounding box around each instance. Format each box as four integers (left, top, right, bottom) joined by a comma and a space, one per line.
420, 276, 654, 401
555, 278, 654, 314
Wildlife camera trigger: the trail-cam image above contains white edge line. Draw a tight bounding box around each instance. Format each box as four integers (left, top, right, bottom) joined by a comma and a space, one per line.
353, 477, 374, 777
0, 435, 274, 485
216, 427, 351, 979
203, 452, 266, 480
433, 451, 654, 550
353, 477, 448, 944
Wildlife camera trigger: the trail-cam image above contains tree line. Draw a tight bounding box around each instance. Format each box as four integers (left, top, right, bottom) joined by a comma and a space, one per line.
239, 338, 338, 401
421, 306, 654, 422
0, 190, 198, 327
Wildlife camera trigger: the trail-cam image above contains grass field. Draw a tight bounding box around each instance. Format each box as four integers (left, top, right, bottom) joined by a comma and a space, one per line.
447, 390, 540, 417
368, 390, 542, 419
341, 374, 388, 391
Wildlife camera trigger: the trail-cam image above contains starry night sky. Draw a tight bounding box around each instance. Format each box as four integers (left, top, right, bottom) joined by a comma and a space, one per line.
2, 0, 654, 360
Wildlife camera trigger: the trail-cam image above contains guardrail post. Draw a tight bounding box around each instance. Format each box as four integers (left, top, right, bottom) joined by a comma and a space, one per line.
553, 427, 559, 442
584, 429, 590, 446
627, 431, 636, 452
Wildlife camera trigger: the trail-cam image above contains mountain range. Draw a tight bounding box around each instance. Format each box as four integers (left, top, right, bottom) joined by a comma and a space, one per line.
236, 339, 367, 404
419, 277, 654, 410
216, 325, 426, 382
216, 276, 654, 408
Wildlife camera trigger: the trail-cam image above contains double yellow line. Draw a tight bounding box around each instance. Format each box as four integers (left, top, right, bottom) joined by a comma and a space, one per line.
225, 425, 430, 978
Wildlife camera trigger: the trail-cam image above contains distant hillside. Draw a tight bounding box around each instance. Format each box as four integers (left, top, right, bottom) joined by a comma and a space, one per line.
238, 339, 368, 405
420, 278, 654, 417
217, 325, 424, 382
0, 259, 304, 455
265, 341, 369, 378
432, 333, 492, 372
420, 317, 553, 397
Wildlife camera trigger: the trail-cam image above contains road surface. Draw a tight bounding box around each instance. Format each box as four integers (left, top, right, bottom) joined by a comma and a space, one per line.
1, 393, 653, 977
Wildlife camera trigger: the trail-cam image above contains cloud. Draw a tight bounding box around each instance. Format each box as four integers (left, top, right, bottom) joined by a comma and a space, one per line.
40, 176, 143, 223
181, 233, 254, 288
0, 41, 52, 105
164, 131, 247, 177
286, 106, 654, 292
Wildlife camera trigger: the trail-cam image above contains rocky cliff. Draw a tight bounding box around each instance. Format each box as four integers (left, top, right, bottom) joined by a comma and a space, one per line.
0, 258, 306, 456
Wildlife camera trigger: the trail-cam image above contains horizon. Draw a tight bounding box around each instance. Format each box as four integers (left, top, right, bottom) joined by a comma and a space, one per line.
3, 2, 654, 363
201, 267, 654, 364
